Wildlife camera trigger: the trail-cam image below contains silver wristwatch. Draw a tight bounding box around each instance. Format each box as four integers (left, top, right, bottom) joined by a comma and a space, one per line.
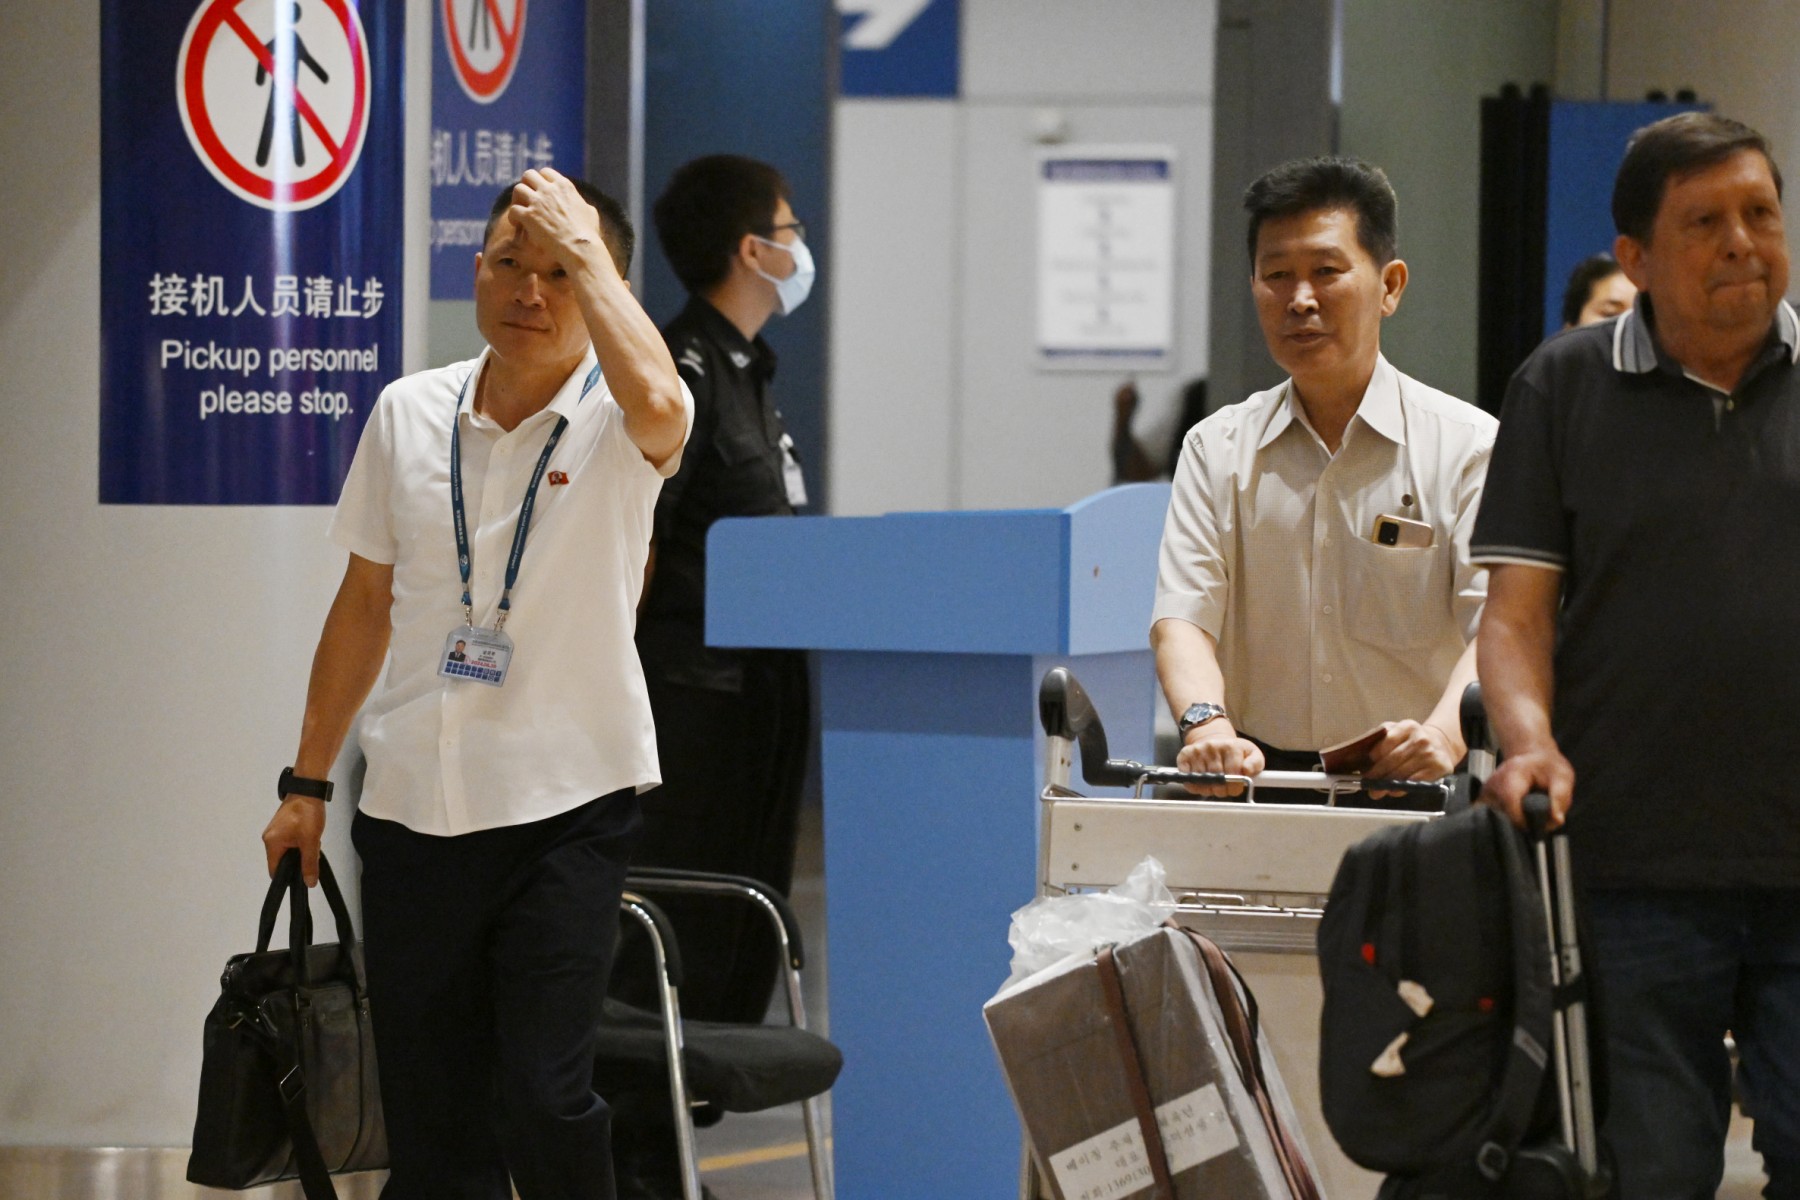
1177, 701, 1230, 739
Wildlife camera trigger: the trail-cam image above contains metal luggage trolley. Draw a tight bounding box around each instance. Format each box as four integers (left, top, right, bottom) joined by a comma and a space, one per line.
1026, 668, 1454, 1198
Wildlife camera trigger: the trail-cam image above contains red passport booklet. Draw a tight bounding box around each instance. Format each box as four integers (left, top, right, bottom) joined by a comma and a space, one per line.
1319, 725, 1387, 775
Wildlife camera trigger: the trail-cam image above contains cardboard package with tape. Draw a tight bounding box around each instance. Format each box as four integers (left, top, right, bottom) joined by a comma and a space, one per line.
985, 925, 1324, 1200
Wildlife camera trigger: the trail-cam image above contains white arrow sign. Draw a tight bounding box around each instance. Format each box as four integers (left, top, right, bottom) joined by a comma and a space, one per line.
838, 0, 933, 50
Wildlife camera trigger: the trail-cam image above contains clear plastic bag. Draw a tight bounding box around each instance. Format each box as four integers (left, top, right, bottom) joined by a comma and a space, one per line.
1001, 855, 1176, 990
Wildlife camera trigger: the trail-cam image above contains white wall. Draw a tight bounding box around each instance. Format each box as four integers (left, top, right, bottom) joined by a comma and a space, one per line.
0, 0, 430, 1146
829, 102, 961, 514
1339, 0, 1561, 403
830, 0, 1216, 516
1605, 0, 1800, 183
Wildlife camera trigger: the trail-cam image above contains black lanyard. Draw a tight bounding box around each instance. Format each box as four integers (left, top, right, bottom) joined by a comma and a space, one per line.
449, 362, 601, 629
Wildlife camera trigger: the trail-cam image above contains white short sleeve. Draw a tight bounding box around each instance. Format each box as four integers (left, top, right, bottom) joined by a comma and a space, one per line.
1151, 431, 1232, 639
603, 378, 695, 480
1450, 426, 1497, 642
328, 389, 399, 564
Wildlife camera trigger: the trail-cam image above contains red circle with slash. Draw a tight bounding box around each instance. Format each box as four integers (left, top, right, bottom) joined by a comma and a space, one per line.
177, 0, 370, 211
442, 0, 527, 103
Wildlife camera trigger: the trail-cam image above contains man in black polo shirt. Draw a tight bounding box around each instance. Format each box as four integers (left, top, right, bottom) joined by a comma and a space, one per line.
614, 154, 814, 1200
1475, 113, 1800, 1197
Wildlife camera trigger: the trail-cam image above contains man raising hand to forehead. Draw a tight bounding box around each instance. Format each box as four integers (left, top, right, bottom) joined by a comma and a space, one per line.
260, 166, 691, 1199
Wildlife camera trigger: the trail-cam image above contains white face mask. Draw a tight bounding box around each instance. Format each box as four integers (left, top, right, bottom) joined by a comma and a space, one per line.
752, 235, 816, 315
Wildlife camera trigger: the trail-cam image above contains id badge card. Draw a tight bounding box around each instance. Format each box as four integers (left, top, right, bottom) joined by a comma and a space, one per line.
779, 432, 808, 508
439, 625, 514, 687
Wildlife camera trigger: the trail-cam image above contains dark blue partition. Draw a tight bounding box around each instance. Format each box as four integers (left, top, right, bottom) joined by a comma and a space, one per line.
1543, 99, 1704, 338
643, 0, 834, 510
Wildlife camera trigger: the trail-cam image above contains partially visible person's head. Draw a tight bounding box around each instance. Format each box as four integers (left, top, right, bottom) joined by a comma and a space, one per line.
1244, 156, 1399, 266
483, 177, 634, 275
1561, 253, 1638, 327
654, 155, 794, 294
1612, 113, 1788, 343
1245, 157, 1408, 392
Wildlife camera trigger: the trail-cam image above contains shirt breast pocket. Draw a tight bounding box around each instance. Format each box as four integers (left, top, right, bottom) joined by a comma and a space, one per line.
711, 425, 785, 514
715, 424, 767, 467
1343, 536, 1451, 651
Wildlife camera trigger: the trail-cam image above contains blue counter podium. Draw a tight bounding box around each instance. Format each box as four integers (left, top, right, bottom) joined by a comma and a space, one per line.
706, 484, 1171, 1198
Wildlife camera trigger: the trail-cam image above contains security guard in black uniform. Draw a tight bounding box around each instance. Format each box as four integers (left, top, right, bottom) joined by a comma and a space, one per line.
611, 154, 815, 1200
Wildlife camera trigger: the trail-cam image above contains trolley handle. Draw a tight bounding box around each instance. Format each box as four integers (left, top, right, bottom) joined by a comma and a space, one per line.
1036, 668, 1451, 802
1521, 790, 1555, 838
1037, 668, 1118, 785
1119, 763, 1252, 791
1107, 761, 1452, 803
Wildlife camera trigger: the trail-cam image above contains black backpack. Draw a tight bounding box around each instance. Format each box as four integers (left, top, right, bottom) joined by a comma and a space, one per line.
1317, 803, 1599, 1198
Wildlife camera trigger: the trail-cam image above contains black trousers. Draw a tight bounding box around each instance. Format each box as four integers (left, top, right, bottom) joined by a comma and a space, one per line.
614, 648, 810, 1023
353, 789, 642, 1200
608, 649, 808, 1192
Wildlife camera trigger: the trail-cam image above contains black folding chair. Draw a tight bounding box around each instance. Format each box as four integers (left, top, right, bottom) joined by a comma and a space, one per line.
599, 869, 840, 1200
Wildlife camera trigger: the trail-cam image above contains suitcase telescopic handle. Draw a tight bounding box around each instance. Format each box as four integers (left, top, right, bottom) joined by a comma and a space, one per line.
1522, 790, 1555, 838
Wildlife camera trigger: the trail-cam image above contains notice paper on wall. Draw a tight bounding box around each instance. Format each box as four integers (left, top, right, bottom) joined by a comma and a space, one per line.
1036, 145, 1177, 372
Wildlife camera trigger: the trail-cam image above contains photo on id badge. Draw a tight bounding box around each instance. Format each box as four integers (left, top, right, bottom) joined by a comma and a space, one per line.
440, 626, 513, 687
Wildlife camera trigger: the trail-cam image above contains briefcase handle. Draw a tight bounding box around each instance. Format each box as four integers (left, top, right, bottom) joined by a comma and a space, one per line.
258, 850, 365, 992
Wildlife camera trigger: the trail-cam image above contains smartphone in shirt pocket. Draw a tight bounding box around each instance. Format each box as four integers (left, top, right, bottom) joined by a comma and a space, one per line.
1371, 513, 1434, 548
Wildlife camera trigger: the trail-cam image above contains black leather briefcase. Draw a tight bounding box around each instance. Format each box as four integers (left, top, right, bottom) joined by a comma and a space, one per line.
187, 850, 387, 1199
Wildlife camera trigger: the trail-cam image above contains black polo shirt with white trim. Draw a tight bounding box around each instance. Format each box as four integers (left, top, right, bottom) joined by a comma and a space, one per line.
1472, 294, 1800, 888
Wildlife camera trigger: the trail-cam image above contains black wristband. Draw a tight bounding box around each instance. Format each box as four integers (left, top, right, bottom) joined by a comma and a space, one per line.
278, 766, 334, 803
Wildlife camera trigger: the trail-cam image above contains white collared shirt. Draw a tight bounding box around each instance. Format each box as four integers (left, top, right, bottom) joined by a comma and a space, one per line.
1151, 356, 1497, 751
329, 349, 693, 836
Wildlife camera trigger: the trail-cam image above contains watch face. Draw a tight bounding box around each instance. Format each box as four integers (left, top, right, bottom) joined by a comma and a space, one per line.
1181, 703, 1224, 732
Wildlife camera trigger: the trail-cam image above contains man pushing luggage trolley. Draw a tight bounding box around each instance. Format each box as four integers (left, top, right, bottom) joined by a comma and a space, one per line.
1152, 155, 1497, 802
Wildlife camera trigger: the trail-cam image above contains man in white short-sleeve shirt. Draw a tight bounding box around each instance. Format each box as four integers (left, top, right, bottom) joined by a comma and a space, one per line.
260, 169, 692, 1200
1151, 156, 1497, 798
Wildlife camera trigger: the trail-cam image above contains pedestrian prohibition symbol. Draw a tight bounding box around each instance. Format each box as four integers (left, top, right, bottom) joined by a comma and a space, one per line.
443, 0, 527, 104
177, 0, 371, 212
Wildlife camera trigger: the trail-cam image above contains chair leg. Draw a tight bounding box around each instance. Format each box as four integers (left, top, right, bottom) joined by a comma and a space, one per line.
801, 1092, 832, 1200
655, 973, 703, 1200
620, 895, 705, 1200
778, 962, 834, 1200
